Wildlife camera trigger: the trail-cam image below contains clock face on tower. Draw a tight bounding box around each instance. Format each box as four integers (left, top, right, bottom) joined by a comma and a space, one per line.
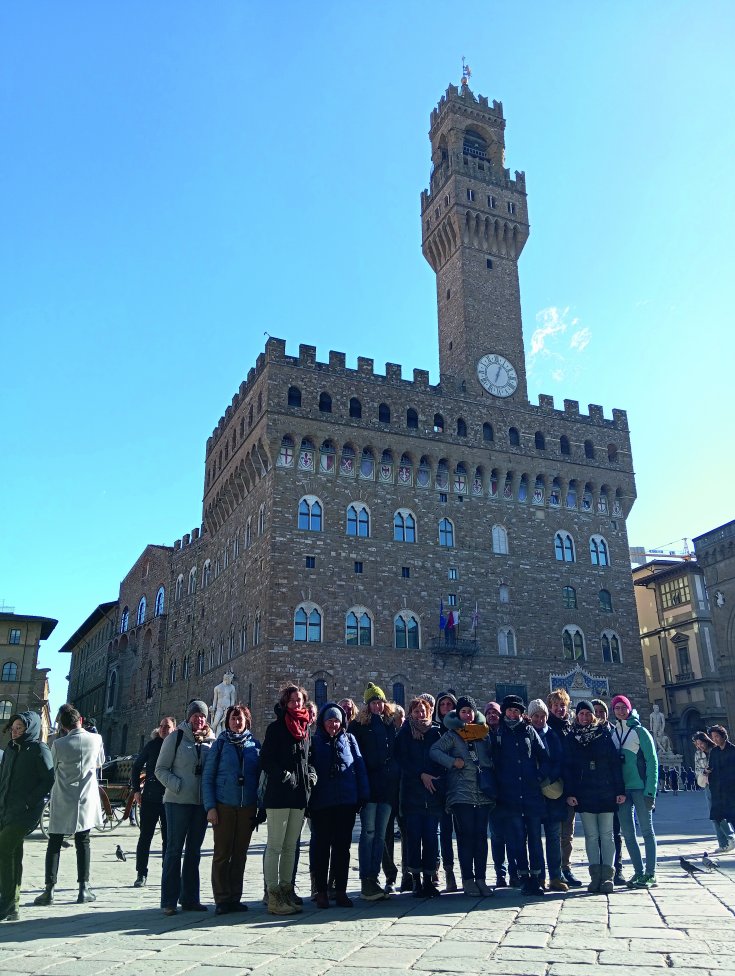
476, 354, 518, 398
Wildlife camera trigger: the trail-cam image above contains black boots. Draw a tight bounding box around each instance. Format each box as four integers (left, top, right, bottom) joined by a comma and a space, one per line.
412, 873, 424, 898
422, 873, 442, 897
77, 883, 96, 904
133, 873, 146, 888
34, 886, 54, 906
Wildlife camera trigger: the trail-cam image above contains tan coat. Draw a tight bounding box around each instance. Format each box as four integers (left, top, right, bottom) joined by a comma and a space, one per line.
48, 727, 105, 834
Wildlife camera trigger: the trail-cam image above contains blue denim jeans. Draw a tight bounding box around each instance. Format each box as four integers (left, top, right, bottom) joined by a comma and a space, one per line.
705, 786, 735, 847
404, 811, 440, 874
358, 802, 391, 880
489, 813, 517, 879
161, 802, 208, 909
541, 819, 563, 880
503, 812, 545, 877
439, 810, 455, 869
618, 789, 656, 876
580, 811, 615, 866
452, 804, 490, 882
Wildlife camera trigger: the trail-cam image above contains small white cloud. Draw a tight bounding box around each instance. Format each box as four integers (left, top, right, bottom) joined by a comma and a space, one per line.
551, 368, 565, 382
529, 306, 569, 358
570, 327, 591, 352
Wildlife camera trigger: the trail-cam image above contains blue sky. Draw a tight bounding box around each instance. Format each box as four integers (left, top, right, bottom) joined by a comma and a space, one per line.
2, 1, 734, 714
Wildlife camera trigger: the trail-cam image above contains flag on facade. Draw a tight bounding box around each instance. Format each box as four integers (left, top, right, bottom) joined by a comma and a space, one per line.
439, 599, 446, 631
447, 609, 459, 630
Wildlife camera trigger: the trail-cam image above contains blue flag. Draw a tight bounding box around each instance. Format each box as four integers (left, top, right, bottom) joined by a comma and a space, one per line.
439, 599, 447, 630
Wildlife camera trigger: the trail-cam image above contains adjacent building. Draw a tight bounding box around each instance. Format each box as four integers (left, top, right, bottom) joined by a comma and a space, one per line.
61, 79, 647, 756
694, 519, 735, 731
0, 611, 57, 743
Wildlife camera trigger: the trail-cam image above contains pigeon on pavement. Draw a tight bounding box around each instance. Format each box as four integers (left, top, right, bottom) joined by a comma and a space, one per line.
115, 845, 127, 862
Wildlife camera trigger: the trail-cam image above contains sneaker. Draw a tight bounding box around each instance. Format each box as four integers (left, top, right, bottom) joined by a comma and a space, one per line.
626, 873, 646, 889
562, 867, 583, 888
383, 880, 396, 895
714, 841, 735, 854
361, 879, 386, 902
494, 875, 509, 888
548, 878, 569, 892
641, 874, 658, 888
133, 874, 147, 888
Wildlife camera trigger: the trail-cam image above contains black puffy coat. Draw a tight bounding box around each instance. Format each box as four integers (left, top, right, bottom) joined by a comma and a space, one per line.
131, 734, 166, 804
0, 711, 55, 831
563, 723, 625, 814
535, 724, 567, 823
491, 719, 549, 818
709, 740, 735, 823
348, 712, 399, 804
260, 707, 313, 810
308, 703, 370, 813
394, 721, 444, 817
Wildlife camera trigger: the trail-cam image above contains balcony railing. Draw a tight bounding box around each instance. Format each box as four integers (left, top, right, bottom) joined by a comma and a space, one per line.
675, 671, 695, 683
428, 636, 479, 657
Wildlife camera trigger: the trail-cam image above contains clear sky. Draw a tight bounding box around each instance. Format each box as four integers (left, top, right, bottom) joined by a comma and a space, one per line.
2, 1, 734, 715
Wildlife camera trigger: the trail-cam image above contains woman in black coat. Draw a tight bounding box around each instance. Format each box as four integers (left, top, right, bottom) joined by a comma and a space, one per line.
394, 696, 444, 898
563, 700, 625, 894
707, 725, 735, 831
130, 716, 177, 887
260, 683, 315, 916
0, 712, 55, 922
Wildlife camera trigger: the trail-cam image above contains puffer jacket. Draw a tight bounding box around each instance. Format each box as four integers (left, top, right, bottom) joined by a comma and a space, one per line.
709, 740, 735, 823
260, 705, 314, 809
0, 711, 54, 831
611, 710, 658, 798
155, 720, 215, 805
534, 723, 567, 822
395, 719, 444, 816
563, 723, 625, 814
492, 717, 550, 818
202, 728, 261, 810
308, 703, 369, 812
348, 711, 399, 804
429, 710, 494, 809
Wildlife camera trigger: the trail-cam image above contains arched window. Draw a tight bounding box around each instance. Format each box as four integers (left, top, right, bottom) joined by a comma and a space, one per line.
154, 586, 165, 616
407, 408, 419, 429
202, 561, 211, 589
554, 531, 576, 562
378, 403, 391, 424
197, 651, 205, 676
394, 509, 417, 543
463, 128, 487, 157
315, 679, 328, 708
509, 427, 520, 447
136, 597, 147, 626
349, 397, 362, 418
169, 658, 177, 685
566, 479, 578, 508
599, 589, 613, 611
394, 612, 420, 649
175, 575, 184, 601
417, 456, 431, 489
253, 612, 261, 645
483, 422, 494, 442
223, 543, 230, 570
248, 404, 254, 427
518, 474, 529, 502
499, 584, 510, 604
277, 435, 295, 468
457, 417, 467, 437
393, 682, 406, 707
287, 386, 301, 408
120, 607, 129, 633
106, 670, 117, 710
584, 439, 595, 459
498, 627, 517, 656
145, 661, 153, 698
562, 626, 586, 661
294, 604, 322, 642
258, 504, 266, 535
491, 524, 508, 554
534, 431, 546, 450
346, 609, 372, 646
563, 586, 577, 609
560, 435, 571, 456
359, 448, 374, 480
346, 503, 370, 537
1, 662, 18, 682
433, 413, 444, 433
601, 630, 622, 664
0, 701, 13, 721
188, 566, 197, 595
319, 391, 332, 413
439, 517, 455, 548
298, 496, 323, 531
608, 443, 618, 463
245, 517, 252, 548
590, 535, 610, 566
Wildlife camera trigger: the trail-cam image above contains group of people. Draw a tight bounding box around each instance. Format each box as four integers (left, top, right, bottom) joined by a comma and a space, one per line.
0, 683, 731, 923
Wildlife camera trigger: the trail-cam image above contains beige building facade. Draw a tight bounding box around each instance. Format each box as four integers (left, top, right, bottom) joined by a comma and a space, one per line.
0, 611, 57, 744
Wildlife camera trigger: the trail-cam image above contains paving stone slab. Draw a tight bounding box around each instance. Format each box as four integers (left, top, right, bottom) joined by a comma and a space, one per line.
598, 952, 668, 966
493, 947, 596, 963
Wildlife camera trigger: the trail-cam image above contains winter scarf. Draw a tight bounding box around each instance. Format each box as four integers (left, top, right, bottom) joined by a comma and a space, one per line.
224, 727, 249, 746
504, 717, 524, 731
408, 713, 433, 740
457, 721, 490, 742
571, 720, 606, 749
192, 725, 212, 744
285, 706, 311, 741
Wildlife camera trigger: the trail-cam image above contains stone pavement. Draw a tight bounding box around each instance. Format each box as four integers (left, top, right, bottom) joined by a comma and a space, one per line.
2, 790, 734, 976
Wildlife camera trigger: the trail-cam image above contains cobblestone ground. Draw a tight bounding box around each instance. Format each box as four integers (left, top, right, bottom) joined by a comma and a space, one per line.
1, 791, 733, 976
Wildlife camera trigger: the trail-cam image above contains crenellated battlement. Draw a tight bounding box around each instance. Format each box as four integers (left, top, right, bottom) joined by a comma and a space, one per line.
430, 84, 504, 130
531, 393, 629, 430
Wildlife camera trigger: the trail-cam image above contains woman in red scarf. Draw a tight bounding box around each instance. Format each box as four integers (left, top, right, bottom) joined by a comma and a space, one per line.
260, 683, 315, 915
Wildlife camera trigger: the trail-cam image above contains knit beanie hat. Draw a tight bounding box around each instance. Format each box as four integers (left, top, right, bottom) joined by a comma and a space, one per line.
364, 682, 386, 704
610, 694, 632, 712
484, 700, 501, 716
322, 706, 342, 723
501, 694, 526, 714
591, 698, 608, 715
187, 700, 209, 720
455, 695, 478, 718
527, 698, 548, 717
575, 699, 595, 715
418, 692, 436, 710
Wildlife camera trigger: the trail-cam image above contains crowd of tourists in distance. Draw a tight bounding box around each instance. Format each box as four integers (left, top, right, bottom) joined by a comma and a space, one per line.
1, 685, 735, 923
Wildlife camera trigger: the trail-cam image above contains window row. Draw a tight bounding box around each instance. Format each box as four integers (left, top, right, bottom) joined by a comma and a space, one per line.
278, 439, 625, 516
120, 587, 166, 633
563, 586, 615, 612
173, 508, 267, 601
554, 532, 611, 566
206, 391, 265, 484
562, 626, 623, 664
298, 496, 509, 552
1, 661, 18, 682
284, 394, 620, 462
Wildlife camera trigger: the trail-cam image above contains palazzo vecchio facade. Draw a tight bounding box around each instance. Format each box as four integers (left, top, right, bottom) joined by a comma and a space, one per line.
64, 81, 645, 757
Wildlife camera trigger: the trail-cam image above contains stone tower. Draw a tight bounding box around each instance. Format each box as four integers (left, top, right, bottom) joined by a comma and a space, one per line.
421, 81, 529, 401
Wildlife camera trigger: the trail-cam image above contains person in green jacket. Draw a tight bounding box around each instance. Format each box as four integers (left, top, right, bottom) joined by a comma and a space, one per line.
610, 695, 659, 888
0, 712, 55, 922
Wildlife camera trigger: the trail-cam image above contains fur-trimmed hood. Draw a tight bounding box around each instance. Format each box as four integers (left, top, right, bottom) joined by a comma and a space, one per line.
443, 709, 488, 732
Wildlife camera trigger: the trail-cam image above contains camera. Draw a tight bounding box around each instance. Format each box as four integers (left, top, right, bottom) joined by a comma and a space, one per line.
194, 763, 203, 777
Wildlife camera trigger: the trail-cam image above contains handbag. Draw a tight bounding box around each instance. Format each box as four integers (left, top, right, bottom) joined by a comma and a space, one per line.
540, 777, 564, 800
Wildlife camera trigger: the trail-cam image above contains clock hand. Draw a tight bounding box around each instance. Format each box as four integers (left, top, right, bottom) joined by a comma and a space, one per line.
494, 366, 502, 382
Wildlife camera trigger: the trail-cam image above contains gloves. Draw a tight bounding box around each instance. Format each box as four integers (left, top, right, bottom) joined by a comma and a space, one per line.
644, 794, 655, 811
307, 768, 318, 788
281, 771, 297, 788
